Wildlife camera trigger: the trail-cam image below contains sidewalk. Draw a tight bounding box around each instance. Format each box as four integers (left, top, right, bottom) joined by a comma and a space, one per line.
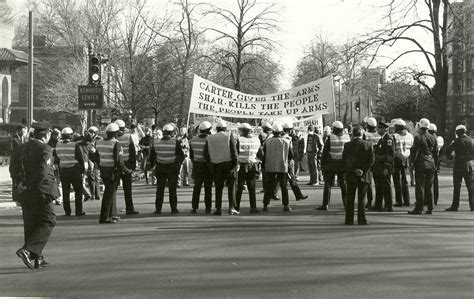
0, 166, 16, 209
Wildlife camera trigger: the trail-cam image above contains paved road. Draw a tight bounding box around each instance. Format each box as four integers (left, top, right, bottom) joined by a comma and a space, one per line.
0, 170, 473, 298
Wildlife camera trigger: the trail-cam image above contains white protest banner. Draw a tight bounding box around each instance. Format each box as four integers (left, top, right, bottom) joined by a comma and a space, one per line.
294, 114, 324, 132
189, 74, 334, 119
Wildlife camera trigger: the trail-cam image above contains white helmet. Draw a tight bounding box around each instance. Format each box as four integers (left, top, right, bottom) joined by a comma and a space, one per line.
106, 123, 119, 133
88, 126, 99, 133
61, 127, 73, 135
199, 121, 212, 131
366, 117, 377, 127
115, 119, 126, 128
427, 123, 437, 132
283, 122, 294, 129
323, 126, 331, 133
332, 121, 343, 129
240, 123, 252, 130
394, 119, 406, 126
419, 118, 430, 128
455, 124, 467, 131
216, 119, 227, 128
272, 123, 283, 133
363, 116, 369, 123
163, 124, 174, 132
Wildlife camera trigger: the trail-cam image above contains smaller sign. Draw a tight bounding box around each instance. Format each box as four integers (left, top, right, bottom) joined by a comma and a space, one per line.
78, 85, 104, 110
101, 118, 111, 124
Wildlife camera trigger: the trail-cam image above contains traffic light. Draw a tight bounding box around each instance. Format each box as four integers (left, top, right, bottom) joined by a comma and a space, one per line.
89, 54, 101, 85
355, 102, 360, 111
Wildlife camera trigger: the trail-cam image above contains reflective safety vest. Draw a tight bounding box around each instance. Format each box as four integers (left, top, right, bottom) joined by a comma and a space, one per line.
264, 137, 290, 173
238, 136, 260, 163
207, 132, 232, 164
117, 133, 131, 161
96, 139, 117, 167
329, 133, 350, 160
56, 140, 78, 168
190, 136, 206, 162
365, 131, 381, 146
394, 131, 414, 158
153, 137, 177, 164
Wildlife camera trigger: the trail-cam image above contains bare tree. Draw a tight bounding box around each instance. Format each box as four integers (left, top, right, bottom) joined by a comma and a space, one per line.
205, 0, 280, 92
355, 0, 470, 135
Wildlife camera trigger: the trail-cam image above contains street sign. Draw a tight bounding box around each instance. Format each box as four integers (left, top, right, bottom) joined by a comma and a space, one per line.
78, 85, 104, 110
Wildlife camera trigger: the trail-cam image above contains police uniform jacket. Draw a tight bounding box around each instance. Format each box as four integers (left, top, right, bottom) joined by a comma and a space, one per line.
204, 131, 238, 168
342, 137, 375, 183
95, 137, 130, 179
236, 134, 263, 173
149, 136, 185, 174
117, 133, 137, 170
190, 134, 210, 176
321, 133, 350, 172
393, 129, 414, 167
373, 133, 395, 175
445, 134, 474, 173
55, 139, 85, 171
410, 131, 438, 171
262, 135, 293, 173
21, 140, 59, 201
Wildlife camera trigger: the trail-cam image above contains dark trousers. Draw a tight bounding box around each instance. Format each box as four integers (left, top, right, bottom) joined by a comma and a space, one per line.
288, 160, 304, 199
88, 168, 101, 200
236, 169, 257, 210
374, 173, 393, 209
214, 173, 236, 211
21, 195, 56, 257
263, 173, 289, 206
99, 176, 118, 222
366, 173, 374, 206
345, 179, 368, 224
322, 171, 346, 206
451, 171, 473, 209
192, 174, 213, 211
262, 172, 278, 198
60, 167, 83, 215
393, 165, 410, 205
414, 169, 434, 212
307, 152, 318, 183
155, 172, 178, 212
119, 172, 135, 212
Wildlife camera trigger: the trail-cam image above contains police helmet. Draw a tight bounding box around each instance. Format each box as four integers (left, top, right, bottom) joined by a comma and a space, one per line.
272, 123, 283, 133
455, 124, 466, 132
366, 117, 377, 128
61, 127, 73, 135
199, 121, 212, 131
106, 123, 120, 133
163, 124, 174, 132
240, 123, 252, 130
394, 119, 406, 127
115, 119, 126, 128
332, 121, 343, 129
419, 118, 430, 128
88, 126, 99, 133
216, 119, 227, 128
283, 122, 294, 130
427, 123, 437, 132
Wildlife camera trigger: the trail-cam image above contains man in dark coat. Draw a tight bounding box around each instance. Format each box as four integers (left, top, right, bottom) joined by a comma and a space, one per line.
9, 124, 27, 202
342, 125, 374, 225
408, 118, 438, 215
11, 122, 58, 270
445, 125, 474, 211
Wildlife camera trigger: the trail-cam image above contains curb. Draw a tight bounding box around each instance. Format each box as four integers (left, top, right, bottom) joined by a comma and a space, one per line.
0, 201, 19, 209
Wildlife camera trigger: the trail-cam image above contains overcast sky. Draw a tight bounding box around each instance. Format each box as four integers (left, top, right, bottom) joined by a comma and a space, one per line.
12, 0, 434, 88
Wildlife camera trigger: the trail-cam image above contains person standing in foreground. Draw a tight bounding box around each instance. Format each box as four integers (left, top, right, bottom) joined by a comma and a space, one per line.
428, 123, 443, 205
13, 122, 58, 270
408, 118, 438, 215
372, 121, 395, 212
445, 125, 473, 212
189, 121, 213, 214
149, 124, 185, 214
204, 120, 240, 215
95, 123, 129, 224
262, 123, 293, 212
9, 124, 27, 202
392, 119, 414, 207
306, 125, 323, 186
235, 123, 263, 213
362, 117, 380, 209
343, 125, 374, 225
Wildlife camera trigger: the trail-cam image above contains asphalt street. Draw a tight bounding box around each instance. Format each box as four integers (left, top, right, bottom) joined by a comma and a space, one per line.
0, 169, 473, 298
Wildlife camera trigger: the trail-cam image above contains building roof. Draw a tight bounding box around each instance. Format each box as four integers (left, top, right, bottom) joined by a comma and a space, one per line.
0, 48, 41, 71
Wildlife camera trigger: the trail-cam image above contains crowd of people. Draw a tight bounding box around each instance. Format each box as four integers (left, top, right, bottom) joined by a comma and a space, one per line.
8, 116, 474, 270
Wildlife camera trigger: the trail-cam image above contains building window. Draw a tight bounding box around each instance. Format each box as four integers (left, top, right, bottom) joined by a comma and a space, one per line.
471, 56, 474, 70
455, 80, 463, 93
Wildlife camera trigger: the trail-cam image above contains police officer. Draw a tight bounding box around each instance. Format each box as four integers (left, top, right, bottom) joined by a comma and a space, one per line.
317, 121, 349, 211
306, 124, 323, 186
445, 125, 473, 211
55, 127, 85, 216
9, 124, 27, 202
96, 123, 127, 223
342, 125, 374, 225
149, 124, 185, 214
236, 123, 263, 213
428, 123, 443, 205
363, 117, 381, 209
259, 121, 278, 199
393, 119, 414, 207
262, 123, 293, 212
283, 122, 308, 201
115, 119, 139, 215
408, 118, 438, 215
372, 121, 395, 212
189, 121, 213, 214
13, 122, 58, 270
204, 120, 240, 215
86, 126, 102, 201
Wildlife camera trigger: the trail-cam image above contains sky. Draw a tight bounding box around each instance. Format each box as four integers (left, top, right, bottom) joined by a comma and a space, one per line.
10, 0, 434, 88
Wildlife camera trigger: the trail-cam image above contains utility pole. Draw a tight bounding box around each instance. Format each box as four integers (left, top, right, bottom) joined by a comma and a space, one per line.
27, 11, 33, 129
